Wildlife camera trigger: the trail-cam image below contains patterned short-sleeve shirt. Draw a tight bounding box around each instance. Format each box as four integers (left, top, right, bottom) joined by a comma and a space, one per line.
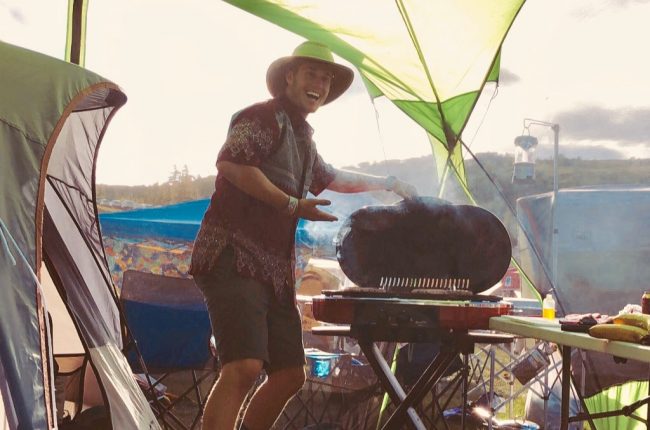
189, 97, 336, 301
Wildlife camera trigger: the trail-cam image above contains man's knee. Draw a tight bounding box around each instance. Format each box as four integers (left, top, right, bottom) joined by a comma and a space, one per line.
269, 366, 306, 395
221, 359, 264, 391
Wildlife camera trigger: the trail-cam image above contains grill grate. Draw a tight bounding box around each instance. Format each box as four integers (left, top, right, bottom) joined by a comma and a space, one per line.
379, 276, 471, 293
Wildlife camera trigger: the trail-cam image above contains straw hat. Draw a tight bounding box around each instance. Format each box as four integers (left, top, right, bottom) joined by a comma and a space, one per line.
266, 41, 354, 105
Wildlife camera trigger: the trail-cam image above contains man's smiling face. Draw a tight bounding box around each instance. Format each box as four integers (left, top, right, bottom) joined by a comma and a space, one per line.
284, 60, 333, 116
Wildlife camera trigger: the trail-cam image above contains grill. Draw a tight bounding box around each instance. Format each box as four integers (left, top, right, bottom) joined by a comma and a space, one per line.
312, 196, 513, 333
309, 197, 515, 430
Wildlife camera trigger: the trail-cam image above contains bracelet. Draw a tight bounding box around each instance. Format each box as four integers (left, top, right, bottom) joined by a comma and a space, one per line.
284, 195, 299, 217
384, 175, 397, 191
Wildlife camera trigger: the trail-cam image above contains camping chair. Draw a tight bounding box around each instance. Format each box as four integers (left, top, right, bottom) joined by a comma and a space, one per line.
120, 270, 219, 430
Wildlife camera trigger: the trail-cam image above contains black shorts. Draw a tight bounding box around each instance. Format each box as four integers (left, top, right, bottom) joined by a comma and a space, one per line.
193, 247, 305, 373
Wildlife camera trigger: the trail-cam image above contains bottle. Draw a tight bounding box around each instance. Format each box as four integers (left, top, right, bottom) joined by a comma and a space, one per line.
642, 291, 650, 315
542, 293, 556, 319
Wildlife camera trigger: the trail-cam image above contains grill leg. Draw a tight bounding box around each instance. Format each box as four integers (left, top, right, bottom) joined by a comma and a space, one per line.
359, 340, 427, 430
461, 352, 469, 430
383, 349, 459, 429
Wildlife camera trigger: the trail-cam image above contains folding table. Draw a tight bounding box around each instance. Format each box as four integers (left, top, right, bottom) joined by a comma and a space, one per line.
490, 315, 650, 430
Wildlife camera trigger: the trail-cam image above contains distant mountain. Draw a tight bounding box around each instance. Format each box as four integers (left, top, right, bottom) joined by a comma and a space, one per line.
96, 154, 650, 210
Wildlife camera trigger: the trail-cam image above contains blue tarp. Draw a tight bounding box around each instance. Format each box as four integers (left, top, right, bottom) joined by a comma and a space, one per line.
99, 191, 385, 246
99, 199, 209, 242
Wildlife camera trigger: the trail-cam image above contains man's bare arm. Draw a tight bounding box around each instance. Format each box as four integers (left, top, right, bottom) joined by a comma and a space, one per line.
327, 168, 418, 198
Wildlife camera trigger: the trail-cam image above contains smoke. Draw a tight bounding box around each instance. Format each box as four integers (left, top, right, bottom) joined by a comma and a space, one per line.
298, 190, 386, 255
553, 105, 650, 146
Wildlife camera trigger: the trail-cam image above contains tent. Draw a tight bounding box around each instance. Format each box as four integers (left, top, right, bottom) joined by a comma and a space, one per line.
0, 41, 158, 429
517, 186, 650, 311
517, 186, 650, 396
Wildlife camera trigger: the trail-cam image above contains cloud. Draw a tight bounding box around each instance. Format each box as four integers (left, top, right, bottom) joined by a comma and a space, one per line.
610, 0, 650, 6
552, 105, 650, 146
571, 0, 650, 18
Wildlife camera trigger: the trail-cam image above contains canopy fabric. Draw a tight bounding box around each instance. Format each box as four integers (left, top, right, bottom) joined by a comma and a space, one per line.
0, 40, 157, 429
224, 0, 524, 190
584, 380, 649, 430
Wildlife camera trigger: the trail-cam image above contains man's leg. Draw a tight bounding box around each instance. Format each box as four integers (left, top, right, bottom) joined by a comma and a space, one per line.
241, 290, 307, 430
241, 365, 306, 430
201, 358, 263, 430
193, 249, 273, 429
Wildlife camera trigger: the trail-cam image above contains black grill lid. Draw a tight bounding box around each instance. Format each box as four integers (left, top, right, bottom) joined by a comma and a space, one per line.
335, 197, 512, 294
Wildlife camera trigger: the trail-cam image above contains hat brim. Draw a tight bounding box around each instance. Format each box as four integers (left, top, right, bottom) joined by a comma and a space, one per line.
266, 56, 354, 105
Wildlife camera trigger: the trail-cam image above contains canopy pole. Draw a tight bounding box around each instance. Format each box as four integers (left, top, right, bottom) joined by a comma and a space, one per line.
65, 0, 88, 65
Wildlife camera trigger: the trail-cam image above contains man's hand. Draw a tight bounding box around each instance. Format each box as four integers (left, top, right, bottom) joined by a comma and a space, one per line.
388, 178, 418, 199
297, 199, 338, 222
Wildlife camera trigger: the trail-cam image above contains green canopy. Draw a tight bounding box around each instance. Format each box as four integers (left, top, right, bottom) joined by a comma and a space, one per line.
224, 0, 525, 197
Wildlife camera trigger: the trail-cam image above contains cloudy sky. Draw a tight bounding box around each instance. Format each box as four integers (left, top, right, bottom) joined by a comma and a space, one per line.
2, 0, 650, 185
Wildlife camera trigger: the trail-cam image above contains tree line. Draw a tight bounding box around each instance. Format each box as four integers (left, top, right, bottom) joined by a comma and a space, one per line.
96, 156, 650, 211
96, 165, 216, 206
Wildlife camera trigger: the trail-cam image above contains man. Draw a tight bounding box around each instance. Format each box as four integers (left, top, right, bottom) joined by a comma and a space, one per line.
190, 40, 416, 430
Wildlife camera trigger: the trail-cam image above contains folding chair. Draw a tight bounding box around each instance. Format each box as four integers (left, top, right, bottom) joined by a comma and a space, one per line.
120, 270, 219, 430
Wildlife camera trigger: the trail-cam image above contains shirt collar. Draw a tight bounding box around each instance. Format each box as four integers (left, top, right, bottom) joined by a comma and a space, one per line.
275, 96, 314, 137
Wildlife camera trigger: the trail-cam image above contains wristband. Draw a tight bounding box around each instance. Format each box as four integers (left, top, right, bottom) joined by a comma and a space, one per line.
284, 195, 299, 217
384, 175, 397, 191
